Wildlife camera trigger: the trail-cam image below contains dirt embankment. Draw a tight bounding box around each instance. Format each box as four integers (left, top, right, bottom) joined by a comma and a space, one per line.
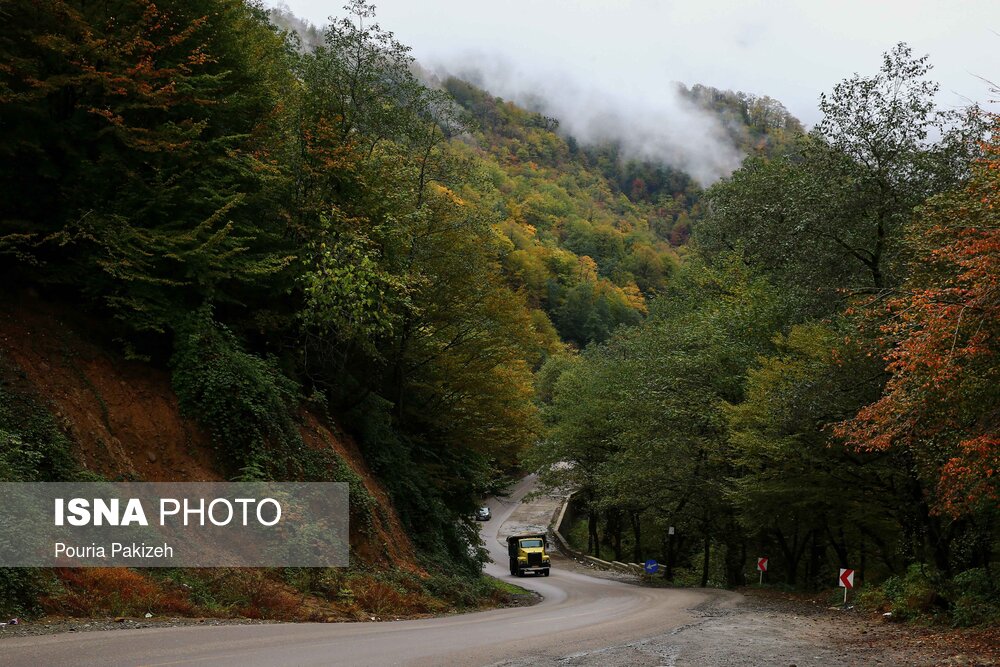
0, 294, 431, 619
1, 298, 220, 481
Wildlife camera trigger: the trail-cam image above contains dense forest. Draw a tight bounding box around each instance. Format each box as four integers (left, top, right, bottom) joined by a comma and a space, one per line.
0, 0, 996, 627
533, 45, 999, 623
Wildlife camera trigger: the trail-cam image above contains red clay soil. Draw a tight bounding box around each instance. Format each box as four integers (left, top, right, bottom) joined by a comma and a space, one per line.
0, 294, 421, 572
299, 412, 421, 571
0, 297, 220, 481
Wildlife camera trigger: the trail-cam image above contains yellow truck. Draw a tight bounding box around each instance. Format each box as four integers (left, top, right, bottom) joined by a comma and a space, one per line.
506, 533, 551, 577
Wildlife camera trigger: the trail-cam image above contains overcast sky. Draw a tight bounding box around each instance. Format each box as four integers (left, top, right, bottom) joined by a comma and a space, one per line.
275, 0, 997, 122
272, 0, 998, 181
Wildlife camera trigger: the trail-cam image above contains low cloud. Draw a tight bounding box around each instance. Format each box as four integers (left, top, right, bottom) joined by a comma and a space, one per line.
430, 55, 744, 185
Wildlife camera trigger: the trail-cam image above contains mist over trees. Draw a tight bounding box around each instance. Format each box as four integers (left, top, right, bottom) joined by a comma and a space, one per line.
532, 44, 998, 621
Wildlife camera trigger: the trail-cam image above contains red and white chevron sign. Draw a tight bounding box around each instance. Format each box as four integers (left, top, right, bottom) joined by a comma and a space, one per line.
757, 557, 768, 572
839, 568, 855, 589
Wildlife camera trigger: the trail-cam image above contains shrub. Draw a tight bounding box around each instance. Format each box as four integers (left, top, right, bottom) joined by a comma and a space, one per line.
857, 582, 890, 611
170, 310, 374, 532
950, 568, 1000, 627
171, 310, 302, 477
861, 564, 944, 621
42, 568, 194, 617
422, 573, 504, 609
0, 365, 83, 482
217, 569, 303, 619
351, 578, 415, 615
0, 569, 52, 618
0, 362, 93, 617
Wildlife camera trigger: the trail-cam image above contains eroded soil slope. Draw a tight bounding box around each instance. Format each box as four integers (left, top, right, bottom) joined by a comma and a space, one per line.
0, 293, 420, 578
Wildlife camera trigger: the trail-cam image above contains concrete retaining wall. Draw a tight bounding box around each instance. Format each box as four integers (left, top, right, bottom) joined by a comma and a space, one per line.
551, 492, 645, 575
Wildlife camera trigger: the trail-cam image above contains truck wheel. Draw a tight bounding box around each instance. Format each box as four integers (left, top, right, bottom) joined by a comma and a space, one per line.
543, 570, 550, 577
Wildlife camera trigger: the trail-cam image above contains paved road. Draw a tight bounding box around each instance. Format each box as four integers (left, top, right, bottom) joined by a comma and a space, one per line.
3, 475, 735, 666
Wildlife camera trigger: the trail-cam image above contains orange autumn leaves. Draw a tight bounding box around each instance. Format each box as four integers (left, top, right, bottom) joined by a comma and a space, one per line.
837, 117, 1000, 516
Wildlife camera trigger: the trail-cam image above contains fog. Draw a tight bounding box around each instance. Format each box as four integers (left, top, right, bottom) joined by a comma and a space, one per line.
270, 0, 999, 182
437, 58, 745, 184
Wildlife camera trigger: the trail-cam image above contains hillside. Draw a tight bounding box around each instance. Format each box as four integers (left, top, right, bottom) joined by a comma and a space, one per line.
440, 77, 802, 347
0, 0, 549, 620
0, 292, 498, 619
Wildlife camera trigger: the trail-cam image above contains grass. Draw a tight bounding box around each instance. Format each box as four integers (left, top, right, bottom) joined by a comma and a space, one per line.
36, 566, 533, 622
485, 577, 533, 596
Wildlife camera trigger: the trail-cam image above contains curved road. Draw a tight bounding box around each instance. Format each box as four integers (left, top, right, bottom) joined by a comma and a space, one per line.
3, 476, 735, 666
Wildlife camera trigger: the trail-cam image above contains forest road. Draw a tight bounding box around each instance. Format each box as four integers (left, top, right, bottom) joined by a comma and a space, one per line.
1, 475, 734, 666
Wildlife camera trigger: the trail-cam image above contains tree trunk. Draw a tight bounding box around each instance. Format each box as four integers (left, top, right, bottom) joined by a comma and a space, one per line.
588, 510, 600, 558
775, 525, 809, 586
724, 530, 746, 587
662, 530, 676, 581
700, 533, 711, 588
859, 535, 867, 588
808, 528, 823, 591
609, 510, 623, 562
630, 512, 642, 563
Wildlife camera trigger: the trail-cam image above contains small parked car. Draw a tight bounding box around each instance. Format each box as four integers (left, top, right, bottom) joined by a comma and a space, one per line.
475, 506, 491, 521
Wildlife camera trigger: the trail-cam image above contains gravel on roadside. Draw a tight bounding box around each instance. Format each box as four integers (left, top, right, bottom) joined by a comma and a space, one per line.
488, 584, 998, 667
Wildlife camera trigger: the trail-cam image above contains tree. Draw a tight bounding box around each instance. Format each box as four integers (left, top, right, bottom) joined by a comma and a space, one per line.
700, 44, 982, 313
838, 117, 1000, 519
0, 0, 297, 335
727, 324, 908, 586
534, 254, 785, 580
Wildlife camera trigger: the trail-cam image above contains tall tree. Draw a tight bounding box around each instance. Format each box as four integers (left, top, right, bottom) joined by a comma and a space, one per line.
700, 44, 982, 313
838, 117, 1000, 519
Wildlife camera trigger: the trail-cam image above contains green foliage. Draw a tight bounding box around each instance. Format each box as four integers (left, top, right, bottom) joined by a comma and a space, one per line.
532, 43, 997, 601
444, 77, 689, 346
171, 310, 302, 477
680, 84, 804, 158
864, 564, 943, 621
950, 568, 1000, 627
421, 572, 515, 609
0, 0, 298, 336
532, 254, 785, 572
0, 569, 52, 618
348, 394, 489, 574
700, 43, 983, 310
0, 361, 93, 617
0, 361, 90, 483
170, 310, 376, 521
301, 228, 408, 354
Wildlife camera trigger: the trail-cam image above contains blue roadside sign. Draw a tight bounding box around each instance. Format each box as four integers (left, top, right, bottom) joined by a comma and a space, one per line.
644, 559, 659, 574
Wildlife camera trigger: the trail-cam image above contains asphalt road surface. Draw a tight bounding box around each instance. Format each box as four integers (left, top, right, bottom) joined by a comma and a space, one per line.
3, 475, 733, 666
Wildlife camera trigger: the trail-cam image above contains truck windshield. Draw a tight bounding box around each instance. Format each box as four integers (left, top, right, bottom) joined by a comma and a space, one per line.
520, 539, 543, 548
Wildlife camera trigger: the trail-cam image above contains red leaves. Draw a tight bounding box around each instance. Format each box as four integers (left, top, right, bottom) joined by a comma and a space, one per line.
837, 117, 1000, 516
7, 0, 215, 150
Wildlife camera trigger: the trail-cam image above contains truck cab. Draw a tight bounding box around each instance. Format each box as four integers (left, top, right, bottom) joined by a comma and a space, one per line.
506, 533, 551, 577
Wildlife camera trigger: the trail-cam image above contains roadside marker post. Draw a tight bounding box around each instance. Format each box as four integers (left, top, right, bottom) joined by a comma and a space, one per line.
838, 568, 855, 604
756, 557, 768, 585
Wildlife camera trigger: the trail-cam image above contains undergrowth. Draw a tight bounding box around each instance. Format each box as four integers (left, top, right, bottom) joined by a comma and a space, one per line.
858, 564, 1000, 627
